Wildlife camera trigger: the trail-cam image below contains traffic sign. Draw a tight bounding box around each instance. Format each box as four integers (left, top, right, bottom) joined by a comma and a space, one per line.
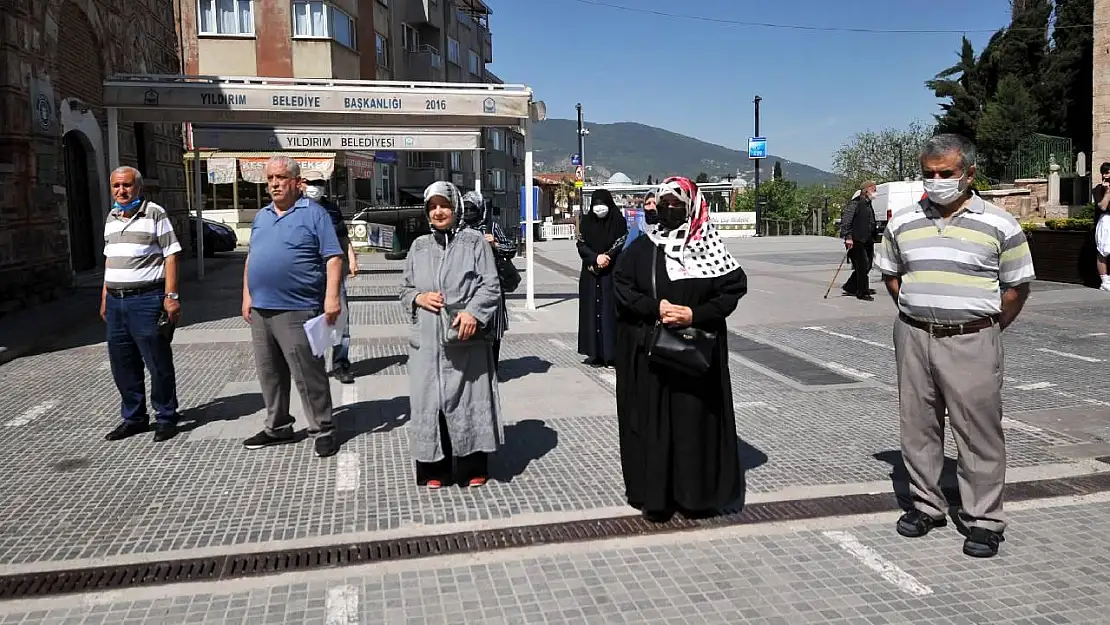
574, 180, 584, 188
748, 137, 768, 160
571, 153, 581, 166
575, 165, 584, 181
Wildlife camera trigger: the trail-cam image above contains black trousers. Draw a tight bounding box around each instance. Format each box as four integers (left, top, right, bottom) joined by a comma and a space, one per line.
842, 242, 874, 295
415, 412, 489, 485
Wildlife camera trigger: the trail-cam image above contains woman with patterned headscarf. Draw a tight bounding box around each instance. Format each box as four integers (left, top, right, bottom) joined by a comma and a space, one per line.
461, 190, 517, 369
400, 181, 504, 489
613, 176, 748, 522
576, 188, 629, 366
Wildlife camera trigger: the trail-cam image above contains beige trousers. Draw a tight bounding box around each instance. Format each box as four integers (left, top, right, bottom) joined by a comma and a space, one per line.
893, 315, 1006, 533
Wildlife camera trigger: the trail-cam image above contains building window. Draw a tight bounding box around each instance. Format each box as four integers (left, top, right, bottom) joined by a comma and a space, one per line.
376, 33, 390, 68
401, 23, 419, 52
293, 2, 356, 48
510, 138, 523, 159
490, 129, 503, 152
491, 169, 506, 192
468, 50, 479, 75
447, 37, 460, 65
198, 0, 254, 36
450, 152, 462, 171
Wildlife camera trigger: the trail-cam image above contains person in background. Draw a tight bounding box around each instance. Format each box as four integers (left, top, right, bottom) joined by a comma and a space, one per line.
1092, 163, 1110, 291
623, 190, 656, 251
303, 180, 360, 383
878, 134, 1034, 558
613, 176, 748, 523
101, 166, 183, 443
241, 156, 344, 458
840, 180, 879, 300
461, 191, 516, 369
400, 181, 503, 489
577, 188, 628, 367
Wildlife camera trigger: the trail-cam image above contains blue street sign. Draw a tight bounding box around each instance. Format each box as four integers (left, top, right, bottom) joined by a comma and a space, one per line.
571, 153, 581, 166
748, 137, 768, 160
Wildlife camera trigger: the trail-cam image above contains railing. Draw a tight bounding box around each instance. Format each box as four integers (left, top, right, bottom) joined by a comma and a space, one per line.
541, 223, 576, 240
759, 218, 820, 237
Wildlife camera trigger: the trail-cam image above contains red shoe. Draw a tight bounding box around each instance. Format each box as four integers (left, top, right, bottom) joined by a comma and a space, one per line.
468, 477, 488, 488
427, 480, 443, 490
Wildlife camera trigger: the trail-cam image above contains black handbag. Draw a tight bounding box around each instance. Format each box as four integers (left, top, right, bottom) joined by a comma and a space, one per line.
496, 255, 521, 293
440, 303, 493, 345
646, 245, 716, 376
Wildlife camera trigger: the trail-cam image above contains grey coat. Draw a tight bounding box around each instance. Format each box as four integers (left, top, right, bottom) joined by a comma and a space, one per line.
399, 228, 504, 462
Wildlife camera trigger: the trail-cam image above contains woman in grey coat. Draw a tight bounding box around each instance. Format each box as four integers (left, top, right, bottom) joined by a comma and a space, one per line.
400, 181, 504, 488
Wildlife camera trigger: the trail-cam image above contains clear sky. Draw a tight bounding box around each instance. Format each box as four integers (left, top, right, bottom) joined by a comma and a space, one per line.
487, 0, 1014, 172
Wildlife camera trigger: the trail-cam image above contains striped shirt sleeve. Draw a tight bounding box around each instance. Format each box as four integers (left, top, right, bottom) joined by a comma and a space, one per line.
153, 206, 183, 257
998, 220, 1035, 287
875, 222, 902, 276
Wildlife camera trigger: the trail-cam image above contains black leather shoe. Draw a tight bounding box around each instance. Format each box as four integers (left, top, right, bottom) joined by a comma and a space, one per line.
153, 422, 178, 442
963, 527, 1004, 558
333, 366, 355, 385
896, 510, 947, 538
105, 421, 150, 441
314, 433, 339, 458
857, 293, 875, 301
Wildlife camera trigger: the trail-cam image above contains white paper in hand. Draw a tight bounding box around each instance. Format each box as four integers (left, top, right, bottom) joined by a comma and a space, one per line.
303, 314, 330, 357
331, 299, 348, 347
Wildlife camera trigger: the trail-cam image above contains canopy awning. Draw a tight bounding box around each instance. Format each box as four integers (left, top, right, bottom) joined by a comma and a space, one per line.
187, 125, 483, 152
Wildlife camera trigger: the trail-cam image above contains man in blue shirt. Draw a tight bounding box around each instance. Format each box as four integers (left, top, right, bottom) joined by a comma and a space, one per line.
241, 156, 344, 458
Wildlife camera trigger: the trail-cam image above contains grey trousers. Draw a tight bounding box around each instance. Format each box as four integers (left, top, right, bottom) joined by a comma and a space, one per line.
250, 308, 334, 435
893, 315, 1006, 533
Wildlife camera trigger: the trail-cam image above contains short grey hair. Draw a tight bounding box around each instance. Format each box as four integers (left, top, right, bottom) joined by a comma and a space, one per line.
110, 165, 144, 189
265, 155, 301, 178
919, 133, 977, 171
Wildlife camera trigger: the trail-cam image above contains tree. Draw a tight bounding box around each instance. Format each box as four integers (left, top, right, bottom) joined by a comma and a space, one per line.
1040, 0, 1094, 153
831, 121, 935, 187
772, 161, 783, 181
695, 172, 709, 183
731, 179, 803, 221
926, 37, 985, 138
976, 75, 1040, 179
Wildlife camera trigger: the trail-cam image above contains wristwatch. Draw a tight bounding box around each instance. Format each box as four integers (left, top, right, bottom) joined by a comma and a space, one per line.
165, 292, 180, 300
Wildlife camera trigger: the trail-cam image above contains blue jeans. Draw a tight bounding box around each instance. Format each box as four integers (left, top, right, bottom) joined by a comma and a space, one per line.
106, 289, 179, 424
331, 280, 351, 369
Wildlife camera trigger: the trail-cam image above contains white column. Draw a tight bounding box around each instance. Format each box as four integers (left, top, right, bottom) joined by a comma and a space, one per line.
193, 145, 204, 280
107, 107, 120, 170
524, 118, 535, 311
472, 150, 482, 195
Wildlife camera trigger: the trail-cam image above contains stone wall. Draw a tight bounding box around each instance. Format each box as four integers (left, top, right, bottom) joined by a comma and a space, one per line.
981, 189, 1040, 219
0, 0, 186, 315
1095, 0, 1110, 172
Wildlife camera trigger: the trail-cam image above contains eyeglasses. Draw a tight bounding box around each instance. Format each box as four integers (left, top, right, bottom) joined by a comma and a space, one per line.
921, 169, 963, 179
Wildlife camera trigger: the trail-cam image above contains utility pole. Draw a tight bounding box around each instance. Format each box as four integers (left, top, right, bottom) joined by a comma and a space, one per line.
576, 103, 585, 214
898, 142, 905, 180
753, 95, 762, 236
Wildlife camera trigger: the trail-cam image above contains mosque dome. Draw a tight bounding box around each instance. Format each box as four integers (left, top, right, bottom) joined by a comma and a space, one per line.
606, 172, 632, 185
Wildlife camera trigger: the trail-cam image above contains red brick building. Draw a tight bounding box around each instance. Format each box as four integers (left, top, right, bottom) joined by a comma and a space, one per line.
0, 0, 188, 314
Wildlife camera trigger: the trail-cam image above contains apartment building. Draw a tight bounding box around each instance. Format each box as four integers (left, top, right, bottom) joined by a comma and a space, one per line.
176, 0, 524, 236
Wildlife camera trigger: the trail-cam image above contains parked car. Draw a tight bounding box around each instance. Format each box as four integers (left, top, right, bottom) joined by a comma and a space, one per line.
871, 180, 925, 239
187, 215, 238, 257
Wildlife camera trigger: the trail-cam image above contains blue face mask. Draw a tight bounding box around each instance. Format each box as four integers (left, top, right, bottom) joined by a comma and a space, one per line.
113, 197, 142, 211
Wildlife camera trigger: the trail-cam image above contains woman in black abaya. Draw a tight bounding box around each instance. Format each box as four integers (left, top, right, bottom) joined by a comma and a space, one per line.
613, 176, 747, 522
577, 188, 628, 366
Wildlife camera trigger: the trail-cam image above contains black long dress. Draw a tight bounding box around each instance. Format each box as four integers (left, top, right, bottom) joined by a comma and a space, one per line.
577, 211, 628, 364
613, 236, 748, 515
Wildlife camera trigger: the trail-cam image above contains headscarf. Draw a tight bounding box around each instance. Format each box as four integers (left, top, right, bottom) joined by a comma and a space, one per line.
423, 181, 464, 235
581, 188, 627, 254
645, 176, 740, 281
623, 189, 655, 250
461, 190, 487, 231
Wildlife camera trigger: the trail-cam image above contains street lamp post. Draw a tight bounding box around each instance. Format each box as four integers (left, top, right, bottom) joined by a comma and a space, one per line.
753, 95, 762, 236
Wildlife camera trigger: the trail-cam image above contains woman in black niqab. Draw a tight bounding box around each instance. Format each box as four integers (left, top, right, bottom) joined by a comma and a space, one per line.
576, 188, 628, 366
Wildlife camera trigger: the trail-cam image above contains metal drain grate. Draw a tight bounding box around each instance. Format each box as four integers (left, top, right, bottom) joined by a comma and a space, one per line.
3, 471, 1110, 600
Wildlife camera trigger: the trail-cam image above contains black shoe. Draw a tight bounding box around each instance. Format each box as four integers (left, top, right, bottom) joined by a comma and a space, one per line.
105, 421, 150, 441
243, 429, 296, 450
153, 422, 178, 442
963, 527, 1004, 558
333, 366, 355, 385
314, 432, 339, 458
896, 510, 947, 538
642, 509, 674, 524
857, 293, 874, 301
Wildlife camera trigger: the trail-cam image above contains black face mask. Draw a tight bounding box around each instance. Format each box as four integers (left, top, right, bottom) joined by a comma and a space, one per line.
463, 208, 482, 225
643, 210, 660, 225
657, 205, 687, 230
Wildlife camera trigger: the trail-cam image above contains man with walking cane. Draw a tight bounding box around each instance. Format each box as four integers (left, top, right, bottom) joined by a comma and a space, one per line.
840, 181, 878, 300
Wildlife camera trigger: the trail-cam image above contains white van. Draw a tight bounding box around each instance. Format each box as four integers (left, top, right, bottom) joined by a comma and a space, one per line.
871, 180, 924, 238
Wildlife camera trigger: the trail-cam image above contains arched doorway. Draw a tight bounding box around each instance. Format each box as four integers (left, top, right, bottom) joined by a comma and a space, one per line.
63, 130, 98, 273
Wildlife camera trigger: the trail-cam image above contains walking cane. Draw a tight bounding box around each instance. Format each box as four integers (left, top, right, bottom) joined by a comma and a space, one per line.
823, 252, 849, 299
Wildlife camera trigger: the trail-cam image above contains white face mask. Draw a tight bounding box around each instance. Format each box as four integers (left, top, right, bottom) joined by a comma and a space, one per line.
592, 205, 609, 218
923, 177, 965, 206
304, 185, 324, 200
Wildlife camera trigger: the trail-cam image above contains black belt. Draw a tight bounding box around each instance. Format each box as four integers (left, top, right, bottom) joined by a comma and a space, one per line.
899, 312, 997, 338
106, 282, 165, 298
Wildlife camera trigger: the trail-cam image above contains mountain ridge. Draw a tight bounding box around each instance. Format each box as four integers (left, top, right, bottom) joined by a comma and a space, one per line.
531, 119, 839, 186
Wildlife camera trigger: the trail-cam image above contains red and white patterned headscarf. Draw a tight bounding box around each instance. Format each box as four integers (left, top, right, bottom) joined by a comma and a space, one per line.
645, 176, 740, 281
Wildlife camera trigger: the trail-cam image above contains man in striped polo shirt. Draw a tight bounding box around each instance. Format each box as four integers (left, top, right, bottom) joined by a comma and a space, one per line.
877, 134, 1034, 559
100, 166, 183, 443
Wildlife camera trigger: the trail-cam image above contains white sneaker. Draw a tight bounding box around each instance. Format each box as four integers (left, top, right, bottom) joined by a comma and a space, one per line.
1101, 280, 1110, 292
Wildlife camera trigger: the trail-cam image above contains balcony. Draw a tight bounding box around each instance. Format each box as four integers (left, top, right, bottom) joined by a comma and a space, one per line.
405, 44, 444, 82
404, 0, 443, 28
482, 28, 492, 63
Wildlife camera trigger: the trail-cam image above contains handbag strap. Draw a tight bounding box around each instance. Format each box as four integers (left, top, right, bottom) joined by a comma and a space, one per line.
650, 244, 658, 300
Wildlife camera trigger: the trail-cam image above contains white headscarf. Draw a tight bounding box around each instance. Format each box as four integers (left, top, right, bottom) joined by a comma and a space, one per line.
423, 181, 464, 234
645, 176, 740, 281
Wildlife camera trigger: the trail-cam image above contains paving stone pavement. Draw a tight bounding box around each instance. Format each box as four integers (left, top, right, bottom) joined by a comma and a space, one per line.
3, 238, 1110, 622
